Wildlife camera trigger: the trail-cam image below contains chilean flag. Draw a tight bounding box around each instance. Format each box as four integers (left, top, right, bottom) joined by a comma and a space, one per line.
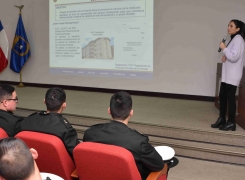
0, 20, 9, 72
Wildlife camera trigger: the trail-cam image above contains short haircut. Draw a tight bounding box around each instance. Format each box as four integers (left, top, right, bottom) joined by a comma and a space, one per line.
0, 84, 15, 102
110, 91, 132, 120
0, 137, 34, 180
45, 87, 66, 112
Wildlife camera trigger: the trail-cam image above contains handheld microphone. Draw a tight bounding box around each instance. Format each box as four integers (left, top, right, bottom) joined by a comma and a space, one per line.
218, 36, 227, 52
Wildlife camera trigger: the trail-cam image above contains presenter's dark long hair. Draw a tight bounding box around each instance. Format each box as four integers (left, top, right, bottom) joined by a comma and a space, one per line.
230, 19, 245, 40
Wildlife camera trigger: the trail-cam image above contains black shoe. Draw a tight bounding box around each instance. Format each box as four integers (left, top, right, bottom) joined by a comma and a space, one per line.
219, 122, 236, 131
211, 117, 226, 128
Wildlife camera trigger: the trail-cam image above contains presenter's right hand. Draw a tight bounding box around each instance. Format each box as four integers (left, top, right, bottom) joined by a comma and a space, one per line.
222, 56, 226, 62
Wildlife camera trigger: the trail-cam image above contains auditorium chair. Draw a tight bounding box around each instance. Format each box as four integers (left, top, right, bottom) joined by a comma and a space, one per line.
0, 128, 8, 138
71, 142, 168, 180
15, 131, 75, 180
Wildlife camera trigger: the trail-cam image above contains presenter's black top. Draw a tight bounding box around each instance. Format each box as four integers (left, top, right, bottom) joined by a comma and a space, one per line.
83, 120, 164, 180
20, 111, 80, 158
0, 109, 23, 137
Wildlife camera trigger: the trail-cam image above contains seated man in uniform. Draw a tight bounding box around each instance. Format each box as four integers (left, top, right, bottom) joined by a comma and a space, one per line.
83, 91, 164, 180
0, 84, 23, 137
20, 87, 79, 159
0, 137, 42, 180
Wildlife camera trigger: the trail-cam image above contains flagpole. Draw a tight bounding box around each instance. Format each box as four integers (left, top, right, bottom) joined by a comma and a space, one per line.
15, 5, 25, 88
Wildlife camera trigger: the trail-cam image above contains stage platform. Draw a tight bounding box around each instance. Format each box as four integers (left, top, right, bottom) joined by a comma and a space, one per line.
13, 86, 245, 167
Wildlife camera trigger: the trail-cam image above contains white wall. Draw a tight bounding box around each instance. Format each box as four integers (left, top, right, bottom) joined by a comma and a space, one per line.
0, 0, 245, 96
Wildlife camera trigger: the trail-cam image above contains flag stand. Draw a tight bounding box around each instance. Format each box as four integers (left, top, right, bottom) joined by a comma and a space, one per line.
17, 71, 25, 87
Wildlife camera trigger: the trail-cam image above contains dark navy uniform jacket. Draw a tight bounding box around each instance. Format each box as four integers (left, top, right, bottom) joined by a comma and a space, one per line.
0, 109, 23, 137
83, 120, 164, 180
20, 111, 80, 158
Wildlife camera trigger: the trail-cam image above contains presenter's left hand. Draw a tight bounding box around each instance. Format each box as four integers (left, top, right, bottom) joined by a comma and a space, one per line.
222, 56, 226, 62
219, 42, 226, 51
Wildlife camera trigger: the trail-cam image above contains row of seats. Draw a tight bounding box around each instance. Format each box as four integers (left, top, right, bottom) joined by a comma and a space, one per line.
0, 128, 168, 180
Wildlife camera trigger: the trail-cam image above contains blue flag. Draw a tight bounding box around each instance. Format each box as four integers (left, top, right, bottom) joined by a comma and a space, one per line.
10, 14, 31, 73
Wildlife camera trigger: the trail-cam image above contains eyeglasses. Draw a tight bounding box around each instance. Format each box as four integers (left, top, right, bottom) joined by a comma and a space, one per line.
6, 98, 18, 102
1, 97, 18, 103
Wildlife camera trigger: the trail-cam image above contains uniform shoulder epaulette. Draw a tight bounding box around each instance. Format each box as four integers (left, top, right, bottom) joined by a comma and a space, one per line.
60, 116, 72, 129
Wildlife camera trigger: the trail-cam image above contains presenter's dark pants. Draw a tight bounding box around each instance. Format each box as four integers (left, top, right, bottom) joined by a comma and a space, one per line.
219, 82, 237, 122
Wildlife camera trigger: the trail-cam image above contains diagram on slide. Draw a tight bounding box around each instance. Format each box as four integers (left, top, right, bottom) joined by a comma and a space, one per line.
82, 37, 114, 60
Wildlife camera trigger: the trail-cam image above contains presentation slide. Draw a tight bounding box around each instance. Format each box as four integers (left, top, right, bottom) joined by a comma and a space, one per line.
49, 0, 153, 79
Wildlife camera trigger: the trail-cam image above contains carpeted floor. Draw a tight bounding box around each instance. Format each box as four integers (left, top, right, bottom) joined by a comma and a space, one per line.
15, 86, 245, 133
168, 156, 245, 180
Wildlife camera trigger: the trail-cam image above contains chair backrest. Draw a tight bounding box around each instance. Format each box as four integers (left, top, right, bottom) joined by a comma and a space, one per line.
73, 142, 142, 180
0, 128, 8, 139
15, 131, 75, 180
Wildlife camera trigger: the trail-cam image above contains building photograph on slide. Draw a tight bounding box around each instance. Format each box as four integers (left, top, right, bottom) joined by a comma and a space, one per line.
49, 0, 153, 79
82, 37, 114, 60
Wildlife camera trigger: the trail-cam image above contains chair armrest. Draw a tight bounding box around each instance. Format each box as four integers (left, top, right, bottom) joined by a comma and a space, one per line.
71, 169, 78, 178
146, 164, 168, 180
